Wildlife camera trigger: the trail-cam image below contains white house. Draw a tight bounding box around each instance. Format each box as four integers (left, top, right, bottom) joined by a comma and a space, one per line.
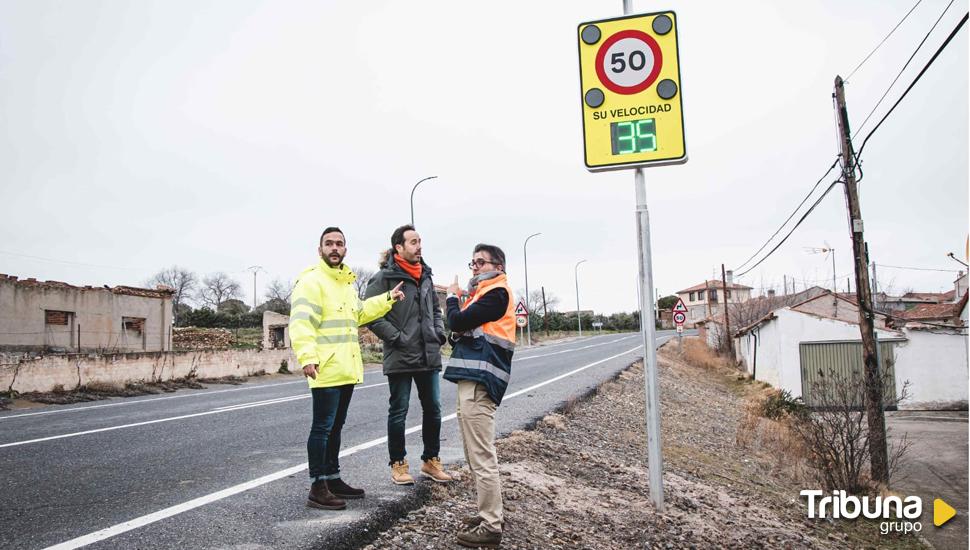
735, 291, 968, 410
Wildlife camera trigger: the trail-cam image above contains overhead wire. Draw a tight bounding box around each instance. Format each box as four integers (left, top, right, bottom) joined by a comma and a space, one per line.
845, 0, 924, 82
853, 0, 956, 138
733, 157, 840, 272
857, 12, 969, 159
736, 11, 968, 279
735, 177, 844, 278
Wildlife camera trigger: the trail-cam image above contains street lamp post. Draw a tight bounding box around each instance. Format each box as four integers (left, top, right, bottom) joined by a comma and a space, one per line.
575, 259, 587, 336
523, 232, 541, 346
410, 176, 438, 227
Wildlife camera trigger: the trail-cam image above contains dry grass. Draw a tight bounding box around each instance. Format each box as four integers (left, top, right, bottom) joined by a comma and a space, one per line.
679, 337, 734, 370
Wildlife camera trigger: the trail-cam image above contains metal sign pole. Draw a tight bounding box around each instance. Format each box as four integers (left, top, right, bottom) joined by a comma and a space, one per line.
635, 166, 665, 511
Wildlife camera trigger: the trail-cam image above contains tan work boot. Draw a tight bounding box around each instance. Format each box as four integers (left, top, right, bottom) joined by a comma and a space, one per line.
390, 460, 414, 485
457, 523, 502, 548
420, 457, 453, 483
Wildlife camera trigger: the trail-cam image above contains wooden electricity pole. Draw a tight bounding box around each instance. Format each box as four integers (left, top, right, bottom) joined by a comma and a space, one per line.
834, 75, 889, 484
721, 264, 734, 357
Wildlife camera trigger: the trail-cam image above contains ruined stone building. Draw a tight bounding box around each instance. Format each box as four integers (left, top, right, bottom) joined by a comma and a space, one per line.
0, 274, 174, 353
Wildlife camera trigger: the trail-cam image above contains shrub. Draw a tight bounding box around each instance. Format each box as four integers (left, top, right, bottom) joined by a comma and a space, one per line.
760, 389, 808, 420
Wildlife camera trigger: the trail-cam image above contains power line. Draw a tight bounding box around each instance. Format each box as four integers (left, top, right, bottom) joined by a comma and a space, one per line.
854, 0, 957, 138
878, 263, 962, 273
0, 250, 147, 272
735, 178, 843, 278
857, 12, 969, 159
733, 157, 840, 272
845, 0, 924, 82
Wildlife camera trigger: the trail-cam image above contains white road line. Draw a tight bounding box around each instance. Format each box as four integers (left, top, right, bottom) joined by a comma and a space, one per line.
0, 380, 308, 421
42, 343, 645, 550
212, 395, 308, 412
0, 369, 389, 422
1, 338, 646, 449
515, 336, 634, 361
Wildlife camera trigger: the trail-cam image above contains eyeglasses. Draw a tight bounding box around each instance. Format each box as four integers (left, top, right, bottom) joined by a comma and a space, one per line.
468, 259, 496, 269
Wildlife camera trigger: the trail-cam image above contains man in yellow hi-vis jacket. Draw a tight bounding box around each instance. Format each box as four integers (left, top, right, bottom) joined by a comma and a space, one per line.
290, 226, 405, 511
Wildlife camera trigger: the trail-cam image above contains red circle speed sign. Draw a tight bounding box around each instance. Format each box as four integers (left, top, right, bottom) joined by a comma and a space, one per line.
673, 312, 686, 325
595, 29, 663, 95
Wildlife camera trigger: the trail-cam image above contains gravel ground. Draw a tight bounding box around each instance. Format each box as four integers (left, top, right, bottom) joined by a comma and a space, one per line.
359, 340, 926, 549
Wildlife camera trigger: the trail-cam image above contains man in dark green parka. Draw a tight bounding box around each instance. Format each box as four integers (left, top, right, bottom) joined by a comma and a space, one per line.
364, 225, 452, 485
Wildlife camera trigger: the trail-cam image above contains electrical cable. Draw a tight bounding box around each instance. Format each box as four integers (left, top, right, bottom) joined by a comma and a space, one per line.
877, 264, 962, 273
853, 0, 956, 138
736, 178, 844, 278
733, 158, 841, 272
857, 12, 969, 159
845, 0, 924, 82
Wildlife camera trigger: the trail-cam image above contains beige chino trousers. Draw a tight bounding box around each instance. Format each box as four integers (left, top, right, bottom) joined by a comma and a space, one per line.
456, 379, 503, 532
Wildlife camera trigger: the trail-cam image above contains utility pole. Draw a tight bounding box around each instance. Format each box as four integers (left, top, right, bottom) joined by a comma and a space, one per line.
247, 265, 264, 310
541, 286, 549, 337
721, 264, 734, 357
834, 76, 889, 484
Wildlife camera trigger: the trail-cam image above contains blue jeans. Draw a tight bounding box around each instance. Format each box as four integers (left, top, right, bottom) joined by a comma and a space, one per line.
387, 371, 441, 464
308, 384, 354, 480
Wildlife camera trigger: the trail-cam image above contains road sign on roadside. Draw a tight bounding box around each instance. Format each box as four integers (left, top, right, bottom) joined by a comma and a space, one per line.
577, 11, 686, 171
673, 311, 686, 325
676, 325, 684, 333
672, 298, 687, 313
515, 316, 528, 328
515, 301, 529, 317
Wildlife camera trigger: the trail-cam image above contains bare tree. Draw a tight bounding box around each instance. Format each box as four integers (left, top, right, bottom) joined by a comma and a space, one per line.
197, 272, 242, 309
515, 288, 560, 316
147, 266, 197, 324
352, 266, 375, 299
263, 278, 292, 315
791, 367, 910, 493
265, 278, 293, 303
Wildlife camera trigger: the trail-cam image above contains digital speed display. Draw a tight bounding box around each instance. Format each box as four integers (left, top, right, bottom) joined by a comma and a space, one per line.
610, 118, 657, 155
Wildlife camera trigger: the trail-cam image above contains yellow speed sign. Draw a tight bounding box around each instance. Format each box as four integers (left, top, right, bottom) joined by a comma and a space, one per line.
577, 11, 686, 171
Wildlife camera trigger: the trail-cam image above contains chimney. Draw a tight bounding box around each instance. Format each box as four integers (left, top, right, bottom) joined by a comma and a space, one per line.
725, 270, 734, 286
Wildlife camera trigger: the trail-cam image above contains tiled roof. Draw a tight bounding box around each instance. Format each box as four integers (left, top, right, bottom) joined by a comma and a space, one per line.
894, 293, 968, 321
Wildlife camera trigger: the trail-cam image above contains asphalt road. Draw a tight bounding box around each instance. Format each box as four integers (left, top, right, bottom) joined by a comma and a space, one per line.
887, 412, 968, 550
0, 331, 681, 550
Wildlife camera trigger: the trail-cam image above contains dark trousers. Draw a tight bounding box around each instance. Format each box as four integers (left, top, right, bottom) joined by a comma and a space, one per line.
387, 371, 441, 463
308, 384, 354, 481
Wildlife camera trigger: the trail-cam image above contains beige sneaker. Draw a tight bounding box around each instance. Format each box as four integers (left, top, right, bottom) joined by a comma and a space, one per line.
390, 460, 414, 485
420, 457, 454, 483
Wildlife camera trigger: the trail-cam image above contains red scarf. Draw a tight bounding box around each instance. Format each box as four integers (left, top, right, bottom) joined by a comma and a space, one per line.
394, 254, 422, 281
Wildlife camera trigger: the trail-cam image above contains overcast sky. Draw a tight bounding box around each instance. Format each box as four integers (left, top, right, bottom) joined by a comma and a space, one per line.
1, 0, 967, 314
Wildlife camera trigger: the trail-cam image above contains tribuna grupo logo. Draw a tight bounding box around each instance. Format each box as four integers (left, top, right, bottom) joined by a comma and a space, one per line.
801, 490, 923, 535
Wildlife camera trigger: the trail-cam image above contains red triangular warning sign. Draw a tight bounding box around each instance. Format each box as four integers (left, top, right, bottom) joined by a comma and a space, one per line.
673, 299, 688, 313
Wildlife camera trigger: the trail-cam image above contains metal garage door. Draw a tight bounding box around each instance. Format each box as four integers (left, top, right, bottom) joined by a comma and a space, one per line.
799, 341, 899, 409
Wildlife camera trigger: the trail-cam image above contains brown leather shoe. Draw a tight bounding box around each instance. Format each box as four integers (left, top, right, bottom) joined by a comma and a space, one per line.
391, 460, 414, 485
326, 478, 364, 499
420, 457, 454, 483
457, 524, 502, 548
307, 480, 345, 510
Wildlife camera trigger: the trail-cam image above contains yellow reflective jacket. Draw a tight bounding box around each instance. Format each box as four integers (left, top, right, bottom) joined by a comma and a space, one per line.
289, 260, 395, 388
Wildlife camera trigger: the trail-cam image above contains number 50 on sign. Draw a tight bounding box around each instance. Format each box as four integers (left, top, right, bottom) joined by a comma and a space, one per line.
577, 11, 686, 171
